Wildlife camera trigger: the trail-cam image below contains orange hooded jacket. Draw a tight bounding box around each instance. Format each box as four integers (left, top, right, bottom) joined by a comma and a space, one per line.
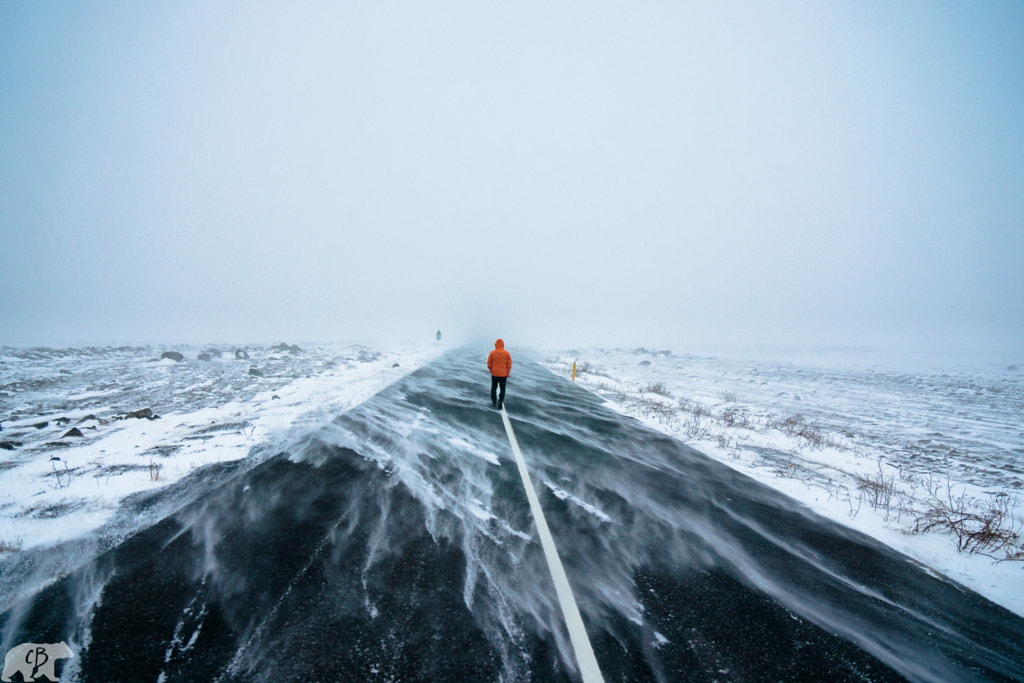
487, 339, 512, 378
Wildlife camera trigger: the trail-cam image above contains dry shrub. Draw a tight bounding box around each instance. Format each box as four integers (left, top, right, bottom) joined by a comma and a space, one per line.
910, 482, 1023, 560
770, 414, 841, 449
720, 406, 751, 429
0, 539, 22, 553
678, 398, 711, 418
855, 462, 897, 511
642, 382, 671, 397
772, 414, 805, 435
683, 412, 710, 439
574, 361, 611, 379
629, 395, 678, 426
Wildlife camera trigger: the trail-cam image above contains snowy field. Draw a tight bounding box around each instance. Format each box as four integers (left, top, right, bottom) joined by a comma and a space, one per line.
0, 343, 443, 554
2, 342, 1022, 626
541, 346, 1024, 619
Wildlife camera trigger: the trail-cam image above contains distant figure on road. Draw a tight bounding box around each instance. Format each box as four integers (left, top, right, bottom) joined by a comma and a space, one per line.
487, 339, 512, 409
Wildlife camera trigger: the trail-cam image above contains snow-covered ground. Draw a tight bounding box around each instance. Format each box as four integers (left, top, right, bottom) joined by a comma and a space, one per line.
0, 343, 443, 551
540, 346, 1024, 619
3, 341, 1022, 623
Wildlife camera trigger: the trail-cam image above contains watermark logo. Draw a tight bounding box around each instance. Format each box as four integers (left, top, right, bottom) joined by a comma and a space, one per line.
2, 642, 74, 682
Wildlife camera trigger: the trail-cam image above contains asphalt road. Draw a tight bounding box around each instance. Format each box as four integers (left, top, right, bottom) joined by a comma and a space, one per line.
3, 349, 1023, 682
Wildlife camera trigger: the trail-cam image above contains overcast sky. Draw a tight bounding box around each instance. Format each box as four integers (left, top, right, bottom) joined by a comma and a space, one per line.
2, 1, 1022, 352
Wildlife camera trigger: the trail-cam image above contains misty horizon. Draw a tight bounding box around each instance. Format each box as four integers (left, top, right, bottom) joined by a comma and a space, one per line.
3, 2, 1022, 355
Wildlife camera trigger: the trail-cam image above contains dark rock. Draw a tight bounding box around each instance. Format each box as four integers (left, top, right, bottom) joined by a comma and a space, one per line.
125, 408, 153, 420
272, 395, 281, 400
392, 363, 400, 368
32, 421, 49, 429
161, 351, 184, 362
234, 349, 250, 360
55, 417, 71, 425
76, 414, 98, 423
45, 442, 70, 448
272, 343, 302, 354
59, 369, 73, 375
62, 427, 84, 438
0, 441, 20, 450
248, 368, 264, 377
197, 353, 212, 362
207, 349, 223, 358
639, 360, 651, 367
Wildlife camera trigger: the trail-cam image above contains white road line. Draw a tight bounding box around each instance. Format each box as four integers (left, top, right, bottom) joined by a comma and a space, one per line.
500, 407, 605, 683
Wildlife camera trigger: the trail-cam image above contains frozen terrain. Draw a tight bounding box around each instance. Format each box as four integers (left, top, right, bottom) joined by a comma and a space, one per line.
0, 343, 442, 553
1, 343, 1022, 682
2, 346, 1021, 682
541, 346, 1024, 618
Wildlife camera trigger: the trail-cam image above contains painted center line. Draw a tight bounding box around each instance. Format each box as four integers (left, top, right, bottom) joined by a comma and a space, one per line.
500, 407, 605, 683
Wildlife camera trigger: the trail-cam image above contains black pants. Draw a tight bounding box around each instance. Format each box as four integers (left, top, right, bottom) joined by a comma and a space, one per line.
490, 376, 507, 407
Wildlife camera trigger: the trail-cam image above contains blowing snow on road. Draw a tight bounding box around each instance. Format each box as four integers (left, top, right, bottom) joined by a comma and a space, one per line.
2, 348, 1022, 682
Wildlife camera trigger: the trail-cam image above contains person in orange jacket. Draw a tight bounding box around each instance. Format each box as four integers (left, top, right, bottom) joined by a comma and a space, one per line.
487, 339, 512, 409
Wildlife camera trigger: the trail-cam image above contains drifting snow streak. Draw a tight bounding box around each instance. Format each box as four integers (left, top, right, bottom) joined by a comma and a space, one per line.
501, 406, 604, 683
1, 349, 1022, 681
543, 481, 615, 524
216, 509, 351, 682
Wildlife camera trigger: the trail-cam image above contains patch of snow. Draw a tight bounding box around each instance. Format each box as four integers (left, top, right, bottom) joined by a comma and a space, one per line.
542, 346, 1024, 619
0, 343, 444, 550
544, 481, 615, 524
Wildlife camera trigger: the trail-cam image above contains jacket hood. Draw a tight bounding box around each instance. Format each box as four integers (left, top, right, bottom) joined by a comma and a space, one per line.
494, 339, 504, 349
